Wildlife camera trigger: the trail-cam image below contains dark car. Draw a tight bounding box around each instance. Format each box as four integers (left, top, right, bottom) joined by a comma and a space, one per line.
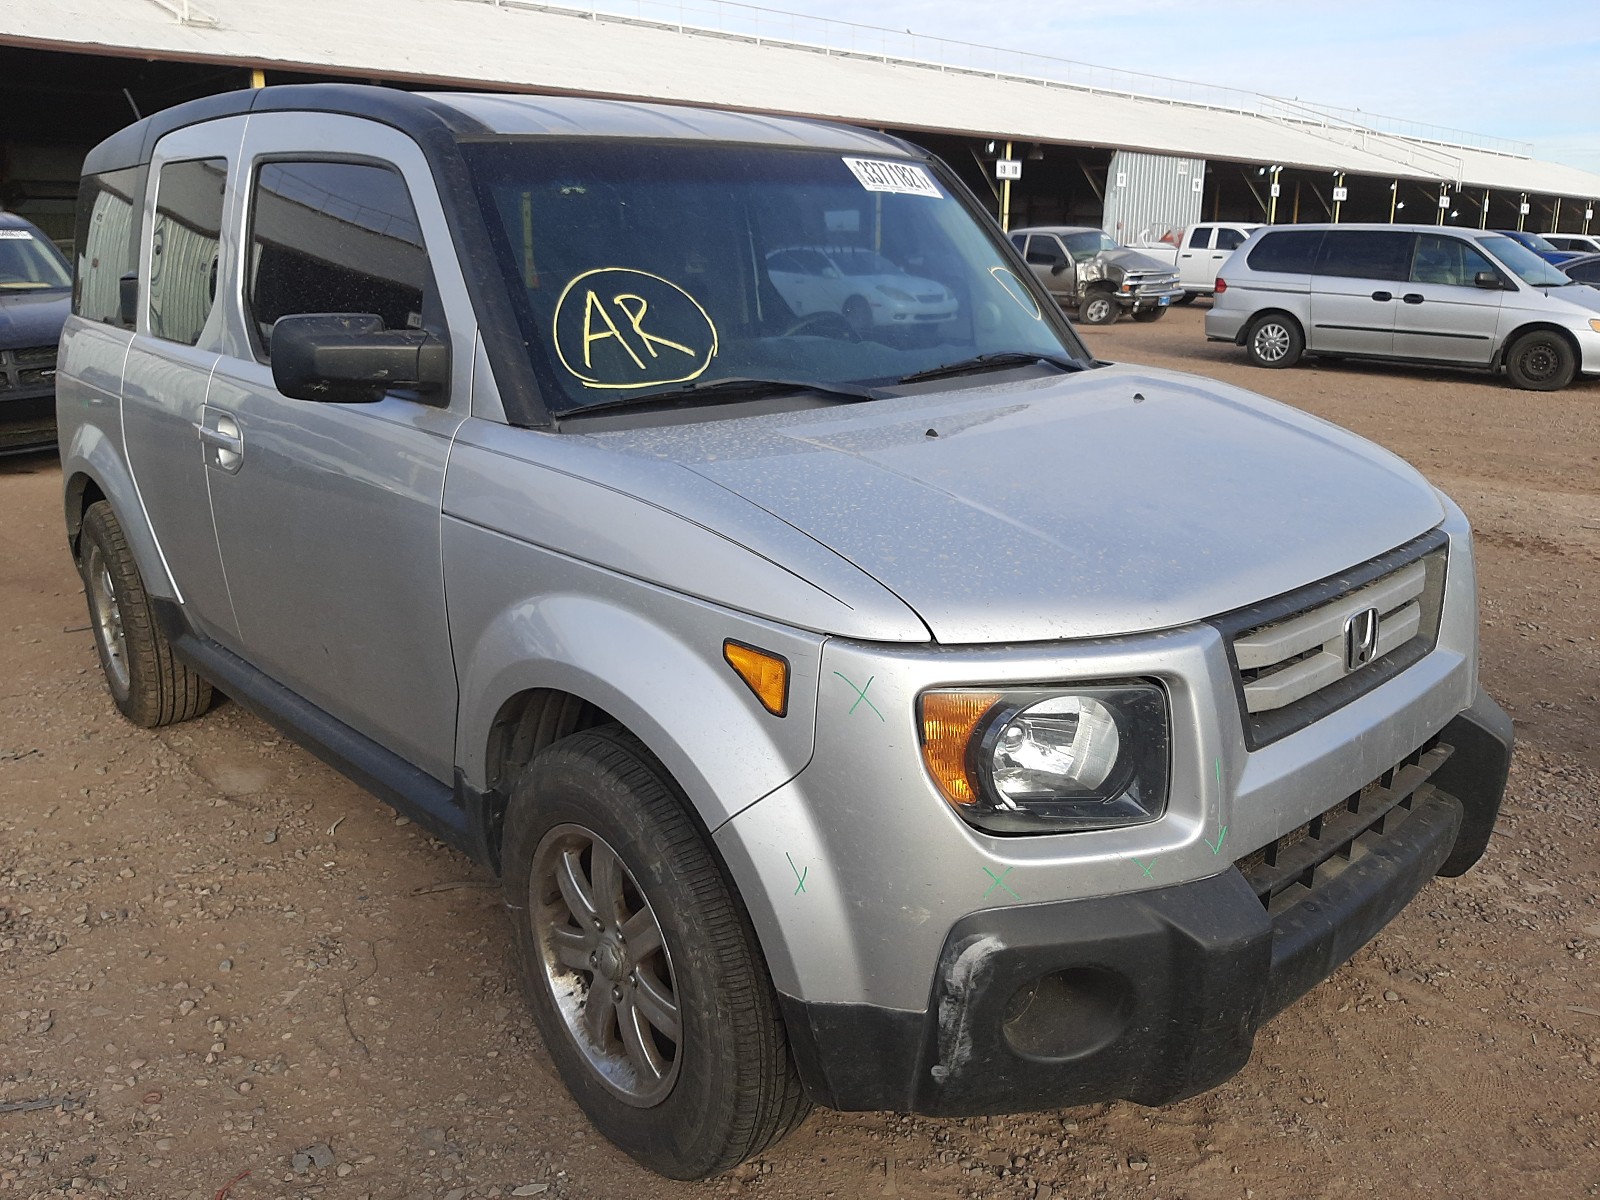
1494, 228, 1583, 266
1559, 251, 1600, 286
0, 211, 71, 454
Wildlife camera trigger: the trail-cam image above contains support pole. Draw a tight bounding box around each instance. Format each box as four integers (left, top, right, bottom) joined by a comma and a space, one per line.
250, 68, 265, 88
1332, 172, 1345, 224
1552, 196, 1561, 234
1389, 180, 1398, 223
1481, 189, 1489, 230
1001, 141, 1013, 233
1517, 194, 1527, 232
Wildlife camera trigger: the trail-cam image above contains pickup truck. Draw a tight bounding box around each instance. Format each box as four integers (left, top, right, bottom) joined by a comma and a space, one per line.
1009, 225, 1182, 323
1133, 221, 1261, 301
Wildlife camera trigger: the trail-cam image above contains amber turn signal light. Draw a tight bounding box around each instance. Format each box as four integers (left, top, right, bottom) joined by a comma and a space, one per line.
723, 640, 790, 717
920, 691, 1001, 808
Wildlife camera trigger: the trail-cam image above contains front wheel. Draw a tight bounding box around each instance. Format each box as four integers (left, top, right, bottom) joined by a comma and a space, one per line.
1078, 291, 1118, 325
502, 727, 810, 1178
1245, 313, 1304, 369
1131, 307, 1168, 323
1504, 330, 1576, 391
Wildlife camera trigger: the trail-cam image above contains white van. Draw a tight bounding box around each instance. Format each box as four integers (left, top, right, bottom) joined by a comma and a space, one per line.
1205, 223, 1600, 390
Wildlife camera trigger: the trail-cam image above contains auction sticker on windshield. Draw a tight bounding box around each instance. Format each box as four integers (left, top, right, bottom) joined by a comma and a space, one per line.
842, 158, 941, 198
0, 230, 34, 239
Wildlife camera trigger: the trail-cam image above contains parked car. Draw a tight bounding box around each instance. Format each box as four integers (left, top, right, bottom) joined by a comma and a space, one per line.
60, 87, 1510, 1180
1493, 228, 1583, 265
764, 245, 957, 334
1559, 252, 1600, 286
1542, 233, 1600, 254
1207, 223, 1600, 390
1130, 221, 1262, 301
1009, 225, 1182, 323
0, 210, 72, 454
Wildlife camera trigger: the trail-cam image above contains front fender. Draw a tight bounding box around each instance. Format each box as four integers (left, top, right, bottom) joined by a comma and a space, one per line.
445, 515, 824, 830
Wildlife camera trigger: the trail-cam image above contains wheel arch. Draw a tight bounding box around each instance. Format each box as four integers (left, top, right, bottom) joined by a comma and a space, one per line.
59, 423, 178, 600
1495, 321, 1582, 369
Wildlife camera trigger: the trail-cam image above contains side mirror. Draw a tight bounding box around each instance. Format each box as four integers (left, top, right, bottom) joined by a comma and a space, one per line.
269, 313, 450, 405
118, 272, 139, 328
1473, 271, 1505, 290
1050, 253, 1069, 275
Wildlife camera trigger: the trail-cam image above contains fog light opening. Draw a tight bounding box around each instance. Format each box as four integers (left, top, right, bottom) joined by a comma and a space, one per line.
1000, 967, 1133, 1061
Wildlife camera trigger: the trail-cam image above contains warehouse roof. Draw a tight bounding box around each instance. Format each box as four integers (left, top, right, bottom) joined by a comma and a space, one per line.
5, 0, 1598, 199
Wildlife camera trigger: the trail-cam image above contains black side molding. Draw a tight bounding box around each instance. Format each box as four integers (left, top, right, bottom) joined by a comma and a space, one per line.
152, 598, 487, 867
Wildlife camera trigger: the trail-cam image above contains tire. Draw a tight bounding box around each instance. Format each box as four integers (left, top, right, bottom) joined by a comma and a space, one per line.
1173, 292, 1198, 305
1131, 307, 1167, 323
1504, 330, 1576, 391
1245, 312, 1304, 369
502, 726, 810, 1179
1078, 290, 1118, 325
78, 501, 212, 728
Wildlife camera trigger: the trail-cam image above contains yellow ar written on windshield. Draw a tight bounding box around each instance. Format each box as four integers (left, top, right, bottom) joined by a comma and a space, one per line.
553, 268, 719, 389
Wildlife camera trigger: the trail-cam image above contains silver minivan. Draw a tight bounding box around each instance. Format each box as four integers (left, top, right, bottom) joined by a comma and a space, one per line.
1206, 223, 1600, 390
59, 87, 1510, 1179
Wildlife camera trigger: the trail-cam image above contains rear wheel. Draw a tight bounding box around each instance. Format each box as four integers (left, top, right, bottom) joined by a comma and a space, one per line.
79, 501, 212, 728
1131, 307, 1167, 323
1504, 330, 1576, 391
502, 727, 810, 1178
1078, 290, 1118, 325
1245, 313, 1304, 369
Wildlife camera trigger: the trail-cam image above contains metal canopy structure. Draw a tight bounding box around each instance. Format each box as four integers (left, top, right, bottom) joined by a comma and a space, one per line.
3, 0, 1598, 202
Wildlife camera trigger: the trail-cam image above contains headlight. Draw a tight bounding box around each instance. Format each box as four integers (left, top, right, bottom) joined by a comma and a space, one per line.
876, 284, 914, 302
919, 683, 1168, 835
1589, 319, 1600, 334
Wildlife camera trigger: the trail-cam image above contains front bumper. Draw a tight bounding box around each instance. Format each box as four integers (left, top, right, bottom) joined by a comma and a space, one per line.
1122, 284, 1184, 311
778, 691, 1511, 1115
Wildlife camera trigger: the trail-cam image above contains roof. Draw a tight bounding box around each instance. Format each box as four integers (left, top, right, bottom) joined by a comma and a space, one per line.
7, 0, 1599, 199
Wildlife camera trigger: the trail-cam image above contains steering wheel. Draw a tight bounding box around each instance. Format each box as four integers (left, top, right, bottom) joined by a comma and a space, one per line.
779, 310, 861, 342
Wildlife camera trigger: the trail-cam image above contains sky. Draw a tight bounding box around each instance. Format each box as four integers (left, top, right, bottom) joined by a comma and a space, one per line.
653, 0, 1600, 173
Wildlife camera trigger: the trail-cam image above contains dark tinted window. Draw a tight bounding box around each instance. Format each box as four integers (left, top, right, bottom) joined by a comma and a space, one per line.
1410, 234, 1497, 287
1024, 235, 1060, 266
1246, 229, 1323, 273
1215, 227, 1247, 251
1316, 230, 1416, 282
72, 168, 141, 327
1187, 227, 1210, 249
148, 157, 227, 346
246, 160, 429, 358
1567, 259, 1600, 285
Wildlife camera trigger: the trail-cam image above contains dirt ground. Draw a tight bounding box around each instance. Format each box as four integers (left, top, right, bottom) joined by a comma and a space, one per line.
3, 304, 1598, 1199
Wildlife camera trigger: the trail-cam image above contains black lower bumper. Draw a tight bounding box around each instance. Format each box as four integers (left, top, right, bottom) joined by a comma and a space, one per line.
780, 690, 1512, 1116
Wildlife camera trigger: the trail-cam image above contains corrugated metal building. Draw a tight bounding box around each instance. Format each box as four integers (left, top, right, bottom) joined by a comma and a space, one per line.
3, 0, 1597, 244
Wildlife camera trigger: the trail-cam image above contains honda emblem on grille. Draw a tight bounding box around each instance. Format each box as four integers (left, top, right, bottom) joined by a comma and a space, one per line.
1343, 608, 1380, 671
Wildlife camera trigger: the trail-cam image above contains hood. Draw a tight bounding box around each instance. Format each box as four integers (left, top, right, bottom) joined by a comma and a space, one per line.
595, 364, 1446, 644
1103, 248, 1175, 275
0, 289, 70, 348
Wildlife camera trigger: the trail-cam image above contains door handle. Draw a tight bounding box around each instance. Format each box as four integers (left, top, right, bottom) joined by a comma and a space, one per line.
1370, 291, 1393, 302
197, 424, 241, 454
197, 413, 244, 473
1402, 293, 1425, 304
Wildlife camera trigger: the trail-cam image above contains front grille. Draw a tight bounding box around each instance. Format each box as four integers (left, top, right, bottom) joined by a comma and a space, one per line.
1236, 738, 1451, 915
1129, 275, 1179, 293
0, 345, 58, 394
1210, 529, 1448, 748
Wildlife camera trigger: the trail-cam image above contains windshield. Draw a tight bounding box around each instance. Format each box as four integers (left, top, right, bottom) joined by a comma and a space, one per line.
462, 141, 1083, 414
1061, 231, 1119, 262
0, 226, 72, 290
1481, 235, 1571, 287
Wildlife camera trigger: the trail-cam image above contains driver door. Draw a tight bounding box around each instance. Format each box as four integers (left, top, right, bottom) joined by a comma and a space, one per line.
1023, 234, 1073, 302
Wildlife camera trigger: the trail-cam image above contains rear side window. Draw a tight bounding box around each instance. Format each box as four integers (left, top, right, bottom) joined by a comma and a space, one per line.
72, 168, 140, 327
1215, 227, 1247, 251
1315, 230, 1416, 282
1246, 229, 1323, 274
148, 158, 227, 346
246, 160, 429, 359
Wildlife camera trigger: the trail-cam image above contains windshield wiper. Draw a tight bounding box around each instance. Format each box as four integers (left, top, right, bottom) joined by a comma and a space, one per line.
559, 375, 883, 419
897, 352, 1083, 385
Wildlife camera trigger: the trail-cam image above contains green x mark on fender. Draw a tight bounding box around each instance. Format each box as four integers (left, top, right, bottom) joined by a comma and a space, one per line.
832, 671, 885, 721
1127, 855, 1155, 879
981, 866, 1019, 899
785, 852, 808, 895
